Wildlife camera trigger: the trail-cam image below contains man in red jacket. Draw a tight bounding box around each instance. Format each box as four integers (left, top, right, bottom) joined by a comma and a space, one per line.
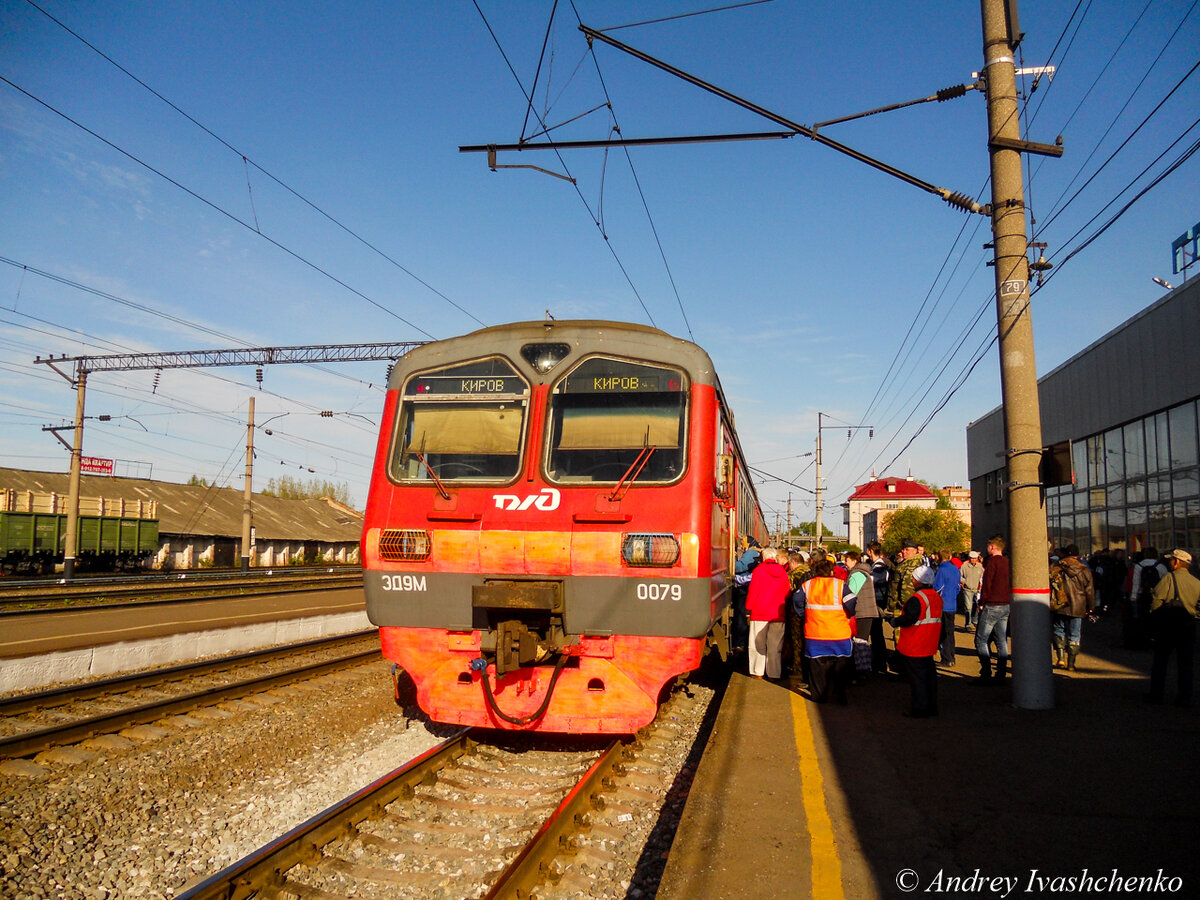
745, 547, 791, 680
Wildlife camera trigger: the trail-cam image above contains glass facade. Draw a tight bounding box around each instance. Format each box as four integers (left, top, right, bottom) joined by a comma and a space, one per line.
1046, 398, 1200, 554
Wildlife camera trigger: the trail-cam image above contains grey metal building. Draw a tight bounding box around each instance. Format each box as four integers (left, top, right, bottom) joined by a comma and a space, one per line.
966, 273, 1200, 555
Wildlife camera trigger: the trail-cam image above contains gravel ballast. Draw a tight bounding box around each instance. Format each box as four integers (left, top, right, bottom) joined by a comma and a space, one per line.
0, 661, 445, 898
0, 659, 721, 899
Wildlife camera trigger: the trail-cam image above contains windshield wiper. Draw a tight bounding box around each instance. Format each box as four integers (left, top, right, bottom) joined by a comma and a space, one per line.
607, 444, 656, 502
409, 431, 450, 500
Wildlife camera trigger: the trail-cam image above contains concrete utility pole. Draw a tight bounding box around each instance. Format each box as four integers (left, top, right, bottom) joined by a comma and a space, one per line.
62, 371, 87, 581
242, 396, 255, 573
814, 413, 824, 547
981, 0, 1054, 709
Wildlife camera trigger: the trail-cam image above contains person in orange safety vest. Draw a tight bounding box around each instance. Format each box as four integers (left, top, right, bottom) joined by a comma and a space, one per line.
886, 564, 943, 718
796, 558, 857, 704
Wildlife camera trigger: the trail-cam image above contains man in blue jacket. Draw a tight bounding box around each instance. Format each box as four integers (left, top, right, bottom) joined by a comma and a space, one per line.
933, 549, 961, 666
732, 536, 762, 654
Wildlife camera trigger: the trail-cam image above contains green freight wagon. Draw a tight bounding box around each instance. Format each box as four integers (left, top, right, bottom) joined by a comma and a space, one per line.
0, 510, 159, 575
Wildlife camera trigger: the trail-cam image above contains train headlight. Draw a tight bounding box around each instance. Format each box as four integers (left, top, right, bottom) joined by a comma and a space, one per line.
621, 533, 680, 567
378, 529, 431, 562
520, 343, 570, 374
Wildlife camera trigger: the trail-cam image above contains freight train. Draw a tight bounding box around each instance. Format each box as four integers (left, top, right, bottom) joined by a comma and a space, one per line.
361, 320, 766, 733
0, 506, 159, 575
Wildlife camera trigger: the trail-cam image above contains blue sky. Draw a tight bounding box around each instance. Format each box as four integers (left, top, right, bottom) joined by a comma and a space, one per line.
1, 0, 1197, 524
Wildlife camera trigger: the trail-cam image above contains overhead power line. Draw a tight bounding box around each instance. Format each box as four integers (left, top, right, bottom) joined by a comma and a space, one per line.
21, 0, 485, 329
0, 74, 437, 340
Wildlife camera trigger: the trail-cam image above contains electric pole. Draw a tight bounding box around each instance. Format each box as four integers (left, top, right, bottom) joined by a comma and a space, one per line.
815, 413, 824, 547
242, 396, 255, 573
981, 0, 1055, 709
62, 371, 87, 581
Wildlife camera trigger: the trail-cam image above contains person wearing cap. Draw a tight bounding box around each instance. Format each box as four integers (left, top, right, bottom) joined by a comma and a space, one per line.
886, 563, 943, 717
1146, 549, 1200, 707
886, 539, 923, 616
960, 550, 984, 631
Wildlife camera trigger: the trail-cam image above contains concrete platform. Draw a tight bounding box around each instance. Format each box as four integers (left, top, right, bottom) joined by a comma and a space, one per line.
0, 586, 369, 693
658, 615, 1199, 899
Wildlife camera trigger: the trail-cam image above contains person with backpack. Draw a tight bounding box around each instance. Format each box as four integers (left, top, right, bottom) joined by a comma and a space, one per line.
1048, 545, 1095, 671
1147, 549, 1200, 707
732, 536, 763, 655
1126, 548, 1166, 649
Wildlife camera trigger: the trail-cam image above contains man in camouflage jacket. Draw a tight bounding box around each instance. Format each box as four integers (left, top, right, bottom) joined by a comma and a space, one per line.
887, 539, 923, 616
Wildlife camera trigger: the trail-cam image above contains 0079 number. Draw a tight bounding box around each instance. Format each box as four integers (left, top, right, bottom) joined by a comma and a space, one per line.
636, 582, 682, 602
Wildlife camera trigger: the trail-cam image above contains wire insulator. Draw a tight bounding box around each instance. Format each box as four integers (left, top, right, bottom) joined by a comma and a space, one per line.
942, 190, 987, 215
936, 83, 969, 102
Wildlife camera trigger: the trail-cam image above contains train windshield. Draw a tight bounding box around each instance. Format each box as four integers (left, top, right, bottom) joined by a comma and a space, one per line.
391, 358, 529, 483
545, 356, 688, 484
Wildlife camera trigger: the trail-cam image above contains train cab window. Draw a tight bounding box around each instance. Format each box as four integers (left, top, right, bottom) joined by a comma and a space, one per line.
545, 357, 688, 484
390, 358, 529, 483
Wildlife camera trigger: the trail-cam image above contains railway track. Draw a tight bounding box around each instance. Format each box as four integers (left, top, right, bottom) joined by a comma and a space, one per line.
0, 631, 380, 759
177, 687, 710, 900
0, 569, 363, 612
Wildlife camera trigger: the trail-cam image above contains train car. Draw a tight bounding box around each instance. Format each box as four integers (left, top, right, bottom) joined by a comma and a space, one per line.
361, 320, 766, 733
0, 510, 159, 575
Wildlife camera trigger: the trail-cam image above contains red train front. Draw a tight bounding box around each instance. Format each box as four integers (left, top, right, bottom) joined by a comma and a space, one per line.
361, 320, 763, 733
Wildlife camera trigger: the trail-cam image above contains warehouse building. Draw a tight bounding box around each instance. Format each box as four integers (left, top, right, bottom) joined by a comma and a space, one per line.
966, 274, 1200, 555
0, 467, 362, 570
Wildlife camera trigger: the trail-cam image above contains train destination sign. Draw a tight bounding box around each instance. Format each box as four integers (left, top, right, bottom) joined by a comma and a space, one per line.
561, 358, 685, 394
406, 359, 527, 396
410, 375, 526, 395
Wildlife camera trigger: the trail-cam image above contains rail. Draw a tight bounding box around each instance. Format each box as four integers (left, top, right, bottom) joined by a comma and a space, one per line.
0, 631, 379, 758
0, 568, 363, 612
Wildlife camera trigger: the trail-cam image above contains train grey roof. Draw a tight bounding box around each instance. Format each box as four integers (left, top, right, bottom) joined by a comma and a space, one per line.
393, 320, 722, 391
0, 467, 362, 541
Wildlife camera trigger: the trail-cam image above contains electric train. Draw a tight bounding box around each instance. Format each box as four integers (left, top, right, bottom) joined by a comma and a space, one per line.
361, 320, 766, 733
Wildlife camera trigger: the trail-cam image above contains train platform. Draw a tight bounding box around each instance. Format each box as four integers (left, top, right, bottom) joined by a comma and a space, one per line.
0, 587, 368, 693
657, 614, 1199, 900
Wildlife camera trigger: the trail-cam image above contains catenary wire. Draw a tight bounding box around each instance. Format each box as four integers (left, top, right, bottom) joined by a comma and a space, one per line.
571, 0, 696, 341
0, 75, 437, 341
471, 0, 660, 329
20, 0, 485, 330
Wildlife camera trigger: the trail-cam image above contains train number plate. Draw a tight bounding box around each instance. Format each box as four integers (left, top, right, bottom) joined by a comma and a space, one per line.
636, 582, 682, 602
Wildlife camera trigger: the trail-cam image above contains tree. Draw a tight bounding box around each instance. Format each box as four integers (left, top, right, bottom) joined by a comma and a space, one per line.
914, 477, 954, 510
789, 521, 834, 538
880, 507, 970, 556
262, 475, 352, 505
186, 474, 213, 487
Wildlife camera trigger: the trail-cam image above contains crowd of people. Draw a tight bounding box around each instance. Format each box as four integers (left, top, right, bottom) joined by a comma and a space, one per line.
731, 533, 1200, 716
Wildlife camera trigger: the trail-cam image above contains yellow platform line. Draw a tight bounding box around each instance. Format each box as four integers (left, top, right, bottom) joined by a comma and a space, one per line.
790, 692, 846, 900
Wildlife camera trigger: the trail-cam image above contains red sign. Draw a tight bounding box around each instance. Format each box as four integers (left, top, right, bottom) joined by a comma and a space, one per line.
80, 456, 114, 475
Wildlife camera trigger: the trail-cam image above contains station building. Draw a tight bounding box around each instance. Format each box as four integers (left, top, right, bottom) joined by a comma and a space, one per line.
843, 474, 937, 548
966, 273, 1200, 555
